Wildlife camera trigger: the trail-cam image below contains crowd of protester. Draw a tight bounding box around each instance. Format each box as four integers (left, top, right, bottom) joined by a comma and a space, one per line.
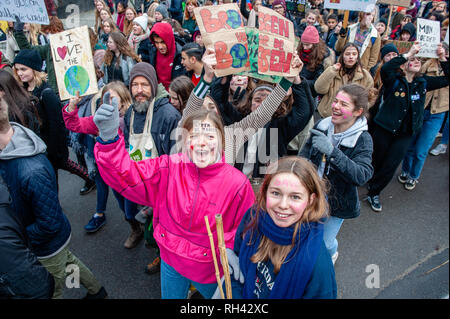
0, 0, 448, 299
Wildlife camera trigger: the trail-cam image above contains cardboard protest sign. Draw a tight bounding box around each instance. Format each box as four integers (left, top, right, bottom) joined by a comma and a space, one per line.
194, 3, 249, 77
384, 40, 414, 54
377, 0, 410, 7
238, 27, 282, 83
416, 18, 440, 58
444, 28, 449, 46
49, 26, 98, 101
257, 6, 297, 77
0, 0, 49, 25
324, 0, 377, 12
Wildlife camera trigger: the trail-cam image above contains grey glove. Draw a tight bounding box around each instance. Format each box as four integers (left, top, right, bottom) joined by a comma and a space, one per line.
310, 129, 334, 156
225, 248, 244, 284
93, 92, 120, 142
14, 15, 24, 32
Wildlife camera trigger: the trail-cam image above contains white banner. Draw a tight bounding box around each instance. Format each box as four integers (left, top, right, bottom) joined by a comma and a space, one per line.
416, 18, 440, 58
0, 0, 49, 25
324, 0, 377, 13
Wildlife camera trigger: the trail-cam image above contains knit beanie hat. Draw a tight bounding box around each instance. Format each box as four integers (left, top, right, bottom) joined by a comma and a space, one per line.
129, 62, 158, 98
380, 43, 399, 60
133, 13, 148, 31
13, 49, 43, 71
155, 5, 169, 19
402, 22, 416, 36
377, 17, 388, 27
272, 0, 287, 13
301, 26, 320, 44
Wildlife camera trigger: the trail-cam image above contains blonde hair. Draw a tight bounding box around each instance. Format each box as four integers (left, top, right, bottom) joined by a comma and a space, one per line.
13, 67, 47, 89
26, 23, 44, 46
95, 1, 113, 32
244, 156, 329, 273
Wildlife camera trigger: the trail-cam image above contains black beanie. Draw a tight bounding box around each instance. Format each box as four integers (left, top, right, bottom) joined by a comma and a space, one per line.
13, 49, 43, 71
381, 43, 399, 60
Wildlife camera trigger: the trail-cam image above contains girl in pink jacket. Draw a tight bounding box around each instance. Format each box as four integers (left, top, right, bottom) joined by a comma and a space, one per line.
93, 99, 255, 298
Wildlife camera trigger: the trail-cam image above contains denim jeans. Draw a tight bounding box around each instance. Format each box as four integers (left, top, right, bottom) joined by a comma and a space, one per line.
441, 113, 449, 145
95, 172, 109, 214
323, 216, 344, 257
402, 110, 446, 179
160, 259, 217, 299
112, 190, 139, 221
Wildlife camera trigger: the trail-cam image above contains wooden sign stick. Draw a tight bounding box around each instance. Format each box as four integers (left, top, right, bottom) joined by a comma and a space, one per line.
215, 214, 232, 299
386, 5, 394, 36
342, 10, 350, 29
205, 216, 225, 299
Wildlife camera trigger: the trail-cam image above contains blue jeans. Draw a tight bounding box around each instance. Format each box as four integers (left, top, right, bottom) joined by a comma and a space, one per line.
402, 110, 446, 179
95, 172, 109, 214
160, 259, 217, 299
323, 216, 344, 257
112, 190, 139, 221
441, 113, 449, 145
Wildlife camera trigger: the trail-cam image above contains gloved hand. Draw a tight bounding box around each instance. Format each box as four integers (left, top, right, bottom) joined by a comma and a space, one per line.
225, 248, 244, 284
93, 92, 119, 142
310, 129, 334, 156
14, 15, 24, 32
339, 27, 348, 38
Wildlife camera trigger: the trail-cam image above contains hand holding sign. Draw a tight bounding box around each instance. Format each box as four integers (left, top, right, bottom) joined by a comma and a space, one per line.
436, 43, 447, 62
202, 48, 218, 83
406, 41, 422, 58
285, 52, 303, 83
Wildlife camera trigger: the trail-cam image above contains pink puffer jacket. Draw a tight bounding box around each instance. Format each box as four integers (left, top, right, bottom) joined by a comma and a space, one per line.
94, 136, 255, 284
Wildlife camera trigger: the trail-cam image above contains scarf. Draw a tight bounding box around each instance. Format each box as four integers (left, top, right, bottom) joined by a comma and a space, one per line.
239, 209, 324, 299
128, 30, 150, 52
300, 48, 312, 64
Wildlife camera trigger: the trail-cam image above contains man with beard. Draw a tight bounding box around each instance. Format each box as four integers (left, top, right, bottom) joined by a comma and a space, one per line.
122, 62, 181, 271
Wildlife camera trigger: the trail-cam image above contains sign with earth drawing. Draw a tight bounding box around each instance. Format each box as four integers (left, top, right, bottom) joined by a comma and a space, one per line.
49, 26, 98, 101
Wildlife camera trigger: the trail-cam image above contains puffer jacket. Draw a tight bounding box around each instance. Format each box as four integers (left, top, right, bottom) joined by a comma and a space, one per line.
94, 139, 255, 284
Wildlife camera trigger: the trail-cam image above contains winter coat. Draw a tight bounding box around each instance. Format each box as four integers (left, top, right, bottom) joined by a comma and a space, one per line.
0, 123, 72, 258
94, 140, 255, 284
421, 59, 449, 115
315, 65, 374, 118
374, 56, 449, 136
101, 55, 137, 86
0, 178, 54, 299
168, 0, 183, 23
335, 23, 381, 71
299, 117, 374, 219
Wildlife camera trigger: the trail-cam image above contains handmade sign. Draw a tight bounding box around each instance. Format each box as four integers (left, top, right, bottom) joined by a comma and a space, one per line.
444, 28, 449, 46
194, 3, 249, 77
324, 0, 377, 12
49, 26, 98, 100
0, 0, 49, 25
416, 18, 440, 58
238, 27, 281, 83
384, 40, 414, 54
257, 6, 297, 77
377, 0, 410, 7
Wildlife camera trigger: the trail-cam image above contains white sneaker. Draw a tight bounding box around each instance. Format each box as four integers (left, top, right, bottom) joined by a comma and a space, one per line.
332, 251, 339, 265
430, 144, 447, 156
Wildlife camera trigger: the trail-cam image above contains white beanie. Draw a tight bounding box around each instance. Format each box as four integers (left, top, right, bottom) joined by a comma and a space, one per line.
133, 13, 148, 31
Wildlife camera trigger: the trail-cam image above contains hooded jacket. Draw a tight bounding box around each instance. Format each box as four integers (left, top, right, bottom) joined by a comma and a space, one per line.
94, 138, 255, 284
149, 23, 185, 90
0, 123, 71, 258
300, 117, 374, 219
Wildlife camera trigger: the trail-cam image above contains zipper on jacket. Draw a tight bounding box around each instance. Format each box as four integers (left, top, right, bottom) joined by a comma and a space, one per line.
188, 166, 201, 231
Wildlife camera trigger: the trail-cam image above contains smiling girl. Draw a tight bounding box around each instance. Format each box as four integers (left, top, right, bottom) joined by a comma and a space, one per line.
225, 156, 336, 299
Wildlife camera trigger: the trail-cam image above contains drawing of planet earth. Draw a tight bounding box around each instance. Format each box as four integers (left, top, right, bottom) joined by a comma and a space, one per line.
64, 65, 90, 96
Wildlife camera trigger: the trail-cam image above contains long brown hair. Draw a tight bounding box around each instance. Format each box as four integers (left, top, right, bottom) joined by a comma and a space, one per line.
123, 7, 137, 37
338, 43, 363, 81
297, 39, 327, 72
184, 0, 198, 21
95, 0, 110, 32
104, 32, 141, 66
40, 16, 64, 34
244, 156, 329, 274
101, 18, 119, 34
169, 76, 194, 113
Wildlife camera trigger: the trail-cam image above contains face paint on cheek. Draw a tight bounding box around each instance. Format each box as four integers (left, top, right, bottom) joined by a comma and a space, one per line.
341, 108, 353, 119
336, 92, 352, 104
290, 201, 308, 214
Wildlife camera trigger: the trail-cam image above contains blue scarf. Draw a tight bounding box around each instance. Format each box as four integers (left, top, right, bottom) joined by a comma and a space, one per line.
239, 209, 324, 299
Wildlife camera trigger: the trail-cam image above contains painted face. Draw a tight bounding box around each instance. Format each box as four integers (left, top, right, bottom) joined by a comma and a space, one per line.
266, 172, 313, 228
131, 76, 152, 102
126, 9, 135, 21
132, 23, 143, 35
306, 13, 316, 26
202, 96, 218, 113
14, 63, 34, 83
154, 11, 163, 22
383, 51, 398, 63
153, 36, 168, 55
186, 119, 221, 168
375, 22, 386, 35
406, 56, 421, 73
343, 46, 358, 67
327, 19, 337, 30
230, 75, 248, 93
169, 88, 181, 110
181, 51, 194, 71
251, 89, 271, 112
331, 91, 361, 129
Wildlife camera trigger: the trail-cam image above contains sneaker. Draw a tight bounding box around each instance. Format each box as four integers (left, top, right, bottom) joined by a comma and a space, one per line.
430, 144, 447, 156
367, 195, 382, 212
397, 172, 409, 184
80, 180, 96, 195
84, 214, 106, 233
83, 286, 108, 299
144, 257, 161, 275
332, 251, 339, 265
404, 179, 418, 191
